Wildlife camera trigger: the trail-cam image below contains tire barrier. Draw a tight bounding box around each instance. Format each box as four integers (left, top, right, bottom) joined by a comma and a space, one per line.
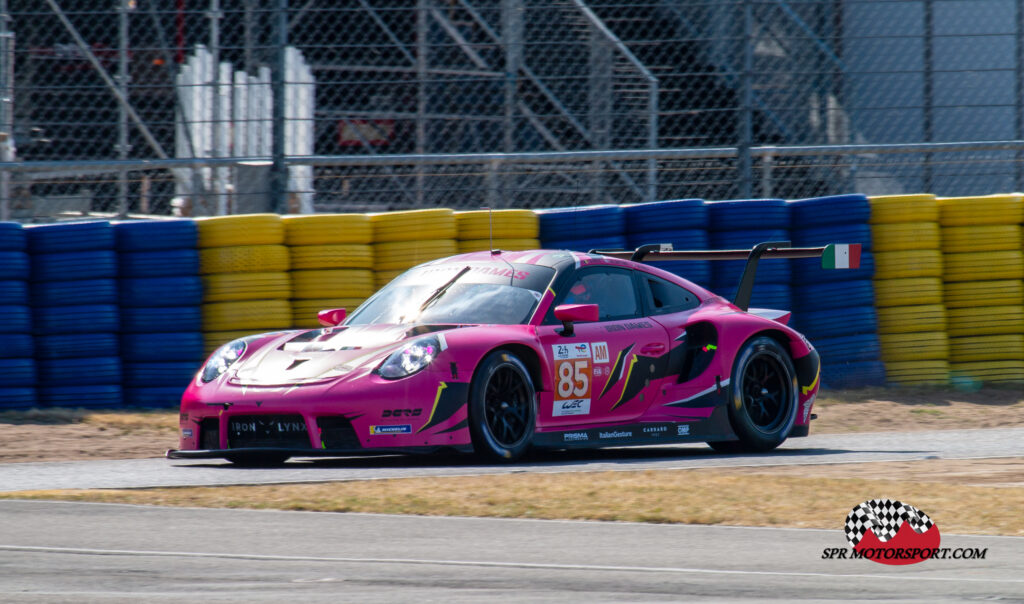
116, 220, 206, 408
868, 194, 939, 224
788, 198, 881, 387
29, 222, 121, 408
0, 280, 28, 305
943, 280, 1023, 308
26, 221, 114, 254
283, 213, 373, 246
937, 194, 1024, 385
373, 240, 459, 271
0, 221, 27, 251
197, 217, 291, 367
36, 333, 118, 359
872, 277, 943, 308
542, 235, 629, 253
882, 360, 952, 385
371, 209, 456, 243
0, 222, 34, 409
201, 272, 292, 302
623, 199, 708, 233
457, 239, 541, 254
938, 194, 1024, 227
868, 222, 940, 252
949, 335, 1024, 363
199, 244, 290, 274
0, 251, 29, 280
869, 193, 949, 385
537, 205, 625, 241
708, 198, 789, 230
623, 227, 712, 287
196, 214, 285, 247
455, 210, 539, 240
285, 215, 379, 328
876, 304, 947, 334
289, 244, 374, 270
291, 269, 375, 299
118, 249, 200, 278
114, 220, 198, 252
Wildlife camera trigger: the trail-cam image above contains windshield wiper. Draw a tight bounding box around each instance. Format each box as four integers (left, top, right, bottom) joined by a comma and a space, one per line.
419, 266, 471, 313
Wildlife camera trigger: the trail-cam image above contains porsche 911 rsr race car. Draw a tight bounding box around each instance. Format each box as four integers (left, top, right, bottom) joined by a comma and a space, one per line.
168, 241, 860, 464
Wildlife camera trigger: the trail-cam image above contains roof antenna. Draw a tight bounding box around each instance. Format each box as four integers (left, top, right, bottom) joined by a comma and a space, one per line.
484, 206, 497, 255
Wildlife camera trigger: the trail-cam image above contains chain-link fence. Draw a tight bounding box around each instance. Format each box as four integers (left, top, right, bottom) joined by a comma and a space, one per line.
3, 0, 1024, 217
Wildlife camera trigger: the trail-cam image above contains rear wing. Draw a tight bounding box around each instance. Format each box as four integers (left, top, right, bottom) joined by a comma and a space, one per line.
591, 241, 861, 312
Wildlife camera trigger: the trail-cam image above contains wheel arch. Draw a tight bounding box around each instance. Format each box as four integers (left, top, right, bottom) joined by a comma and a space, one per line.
472, 343, 546, 393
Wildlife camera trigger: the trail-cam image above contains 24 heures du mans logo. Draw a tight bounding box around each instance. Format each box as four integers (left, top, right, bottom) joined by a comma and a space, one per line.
822, 499, 986, 565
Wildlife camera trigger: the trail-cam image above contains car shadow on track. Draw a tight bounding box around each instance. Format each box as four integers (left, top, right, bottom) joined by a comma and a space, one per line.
179, 444, 928, 470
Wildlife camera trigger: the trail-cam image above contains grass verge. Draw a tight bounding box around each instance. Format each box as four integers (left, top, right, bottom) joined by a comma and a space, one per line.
4, 464, 1021, 536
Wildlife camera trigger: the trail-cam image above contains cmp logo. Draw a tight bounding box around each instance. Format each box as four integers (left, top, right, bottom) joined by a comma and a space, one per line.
843, 499, 941, 565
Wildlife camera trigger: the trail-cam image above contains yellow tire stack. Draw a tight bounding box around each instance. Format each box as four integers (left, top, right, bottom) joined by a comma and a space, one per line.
283, 214, 375, 328
371, 209, 458, 290
939, 194, 1024, 384
869, 194, 949, 384
197, 214, 291, 354
455, 210, 541, 253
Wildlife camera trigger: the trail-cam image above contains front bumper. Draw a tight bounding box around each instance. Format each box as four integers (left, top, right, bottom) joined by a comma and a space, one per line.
166, 444, 470, 460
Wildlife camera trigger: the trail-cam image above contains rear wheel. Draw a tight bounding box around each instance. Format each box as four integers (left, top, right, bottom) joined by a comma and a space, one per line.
716, 336, 798, 452
468, 350, 536, 463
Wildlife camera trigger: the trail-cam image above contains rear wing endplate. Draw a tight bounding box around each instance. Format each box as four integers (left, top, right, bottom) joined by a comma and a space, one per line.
591, 241, 862, 312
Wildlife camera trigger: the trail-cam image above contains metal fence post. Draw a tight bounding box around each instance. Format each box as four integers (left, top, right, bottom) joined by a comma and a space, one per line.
116, 0, 130, 216
502, 0, 522, 205
923, 0, 934, 192
416, 0, 428, 207
738, 0, 754, 199
1017, 0, 1023, 192
0, 0, 11, 222
271, 0, 288, 214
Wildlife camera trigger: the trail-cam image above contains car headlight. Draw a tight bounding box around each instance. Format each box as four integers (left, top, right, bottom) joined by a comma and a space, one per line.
200, 338, 251, 383
377, 336, 442, 379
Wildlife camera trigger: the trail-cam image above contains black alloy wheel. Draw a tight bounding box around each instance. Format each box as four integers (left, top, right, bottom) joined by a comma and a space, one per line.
469, 350, 536, 462
710, 336, 798, 453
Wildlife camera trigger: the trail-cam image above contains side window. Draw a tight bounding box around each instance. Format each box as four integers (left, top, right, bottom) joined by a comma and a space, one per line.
641, 274, 699, 315
560, 267, 641, 321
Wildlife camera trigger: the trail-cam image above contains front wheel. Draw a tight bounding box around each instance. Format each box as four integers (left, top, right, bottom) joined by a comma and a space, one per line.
722, 336, 798, 452
468, 350, 536, 463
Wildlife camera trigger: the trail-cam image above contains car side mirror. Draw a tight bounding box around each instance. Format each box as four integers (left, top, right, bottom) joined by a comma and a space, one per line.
317, 308, 347, 327
554, 304, 598, 337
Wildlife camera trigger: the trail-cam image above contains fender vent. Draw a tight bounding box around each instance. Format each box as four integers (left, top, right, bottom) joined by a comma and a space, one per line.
317, 416, 362, 450
199, 418, 219, 450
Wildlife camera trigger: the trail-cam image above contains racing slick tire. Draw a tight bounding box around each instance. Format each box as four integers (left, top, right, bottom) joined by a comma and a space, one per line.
468, 350, 537, 463
722, 336, 799, 452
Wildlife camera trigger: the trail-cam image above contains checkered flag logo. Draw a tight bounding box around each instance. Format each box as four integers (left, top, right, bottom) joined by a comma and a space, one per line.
844, 499, 935, 547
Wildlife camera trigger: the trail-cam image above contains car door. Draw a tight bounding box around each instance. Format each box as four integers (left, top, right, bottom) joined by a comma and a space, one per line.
537, 266, 670, 428
636, 271, 719, 406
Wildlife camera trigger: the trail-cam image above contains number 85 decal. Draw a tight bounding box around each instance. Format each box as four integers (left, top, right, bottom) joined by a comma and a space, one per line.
556, 359, 591, 399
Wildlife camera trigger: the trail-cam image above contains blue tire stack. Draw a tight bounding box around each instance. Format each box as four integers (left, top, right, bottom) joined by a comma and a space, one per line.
789, 194, 884, 389
708, 199, 792, 309
28, 222, 123, 408
115, 220, 204, 408
0, 222, 36, 409
623, 199, 712, 287
537, 205, 626, 252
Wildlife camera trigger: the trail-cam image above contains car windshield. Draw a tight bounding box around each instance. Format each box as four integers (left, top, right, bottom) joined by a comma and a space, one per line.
347, 262, 555, 326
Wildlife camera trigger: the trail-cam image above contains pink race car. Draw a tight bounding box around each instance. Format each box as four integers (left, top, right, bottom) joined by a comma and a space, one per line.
168, 241, 859, 464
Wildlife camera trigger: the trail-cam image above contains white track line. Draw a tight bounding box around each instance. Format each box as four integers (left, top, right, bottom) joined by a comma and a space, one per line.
0, 545, 1019, 584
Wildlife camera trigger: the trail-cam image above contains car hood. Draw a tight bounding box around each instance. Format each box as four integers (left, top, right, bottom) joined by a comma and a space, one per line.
230, 323, 455, 386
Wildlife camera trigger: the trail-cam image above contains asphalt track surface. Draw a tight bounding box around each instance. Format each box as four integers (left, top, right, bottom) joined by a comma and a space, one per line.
0, 501, 1021, 603
0, 427, 1021, 492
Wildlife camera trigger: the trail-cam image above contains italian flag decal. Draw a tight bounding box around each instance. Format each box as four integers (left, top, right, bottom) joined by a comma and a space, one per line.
821, 243, 862, 269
